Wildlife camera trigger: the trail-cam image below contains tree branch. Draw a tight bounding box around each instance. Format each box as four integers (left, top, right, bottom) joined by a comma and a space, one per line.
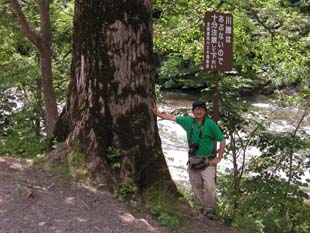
288, 105, 309, 185
9, 0, 41, 47
38, 0, 51, 43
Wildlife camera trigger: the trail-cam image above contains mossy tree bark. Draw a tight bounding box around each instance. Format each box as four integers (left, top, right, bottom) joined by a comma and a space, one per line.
55, 0, 177, 193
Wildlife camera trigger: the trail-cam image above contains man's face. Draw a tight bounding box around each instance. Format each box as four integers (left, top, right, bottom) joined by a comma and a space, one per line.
192, 106, 206, 120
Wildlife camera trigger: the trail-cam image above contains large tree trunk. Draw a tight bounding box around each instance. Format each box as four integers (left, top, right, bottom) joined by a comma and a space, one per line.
55, 0, 176, 192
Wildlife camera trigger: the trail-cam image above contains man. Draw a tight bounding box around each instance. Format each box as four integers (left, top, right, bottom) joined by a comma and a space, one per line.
151, 100, 226, 220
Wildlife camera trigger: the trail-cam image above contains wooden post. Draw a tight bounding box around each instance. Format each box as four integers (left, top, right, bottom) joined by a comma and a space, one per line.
212, 71, 219, 123
212, 71, 220, 183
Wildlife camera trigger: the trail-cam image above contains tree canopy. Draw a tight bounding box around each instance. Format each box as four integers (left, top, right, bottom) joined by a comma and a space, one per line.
153, 0, 310, 93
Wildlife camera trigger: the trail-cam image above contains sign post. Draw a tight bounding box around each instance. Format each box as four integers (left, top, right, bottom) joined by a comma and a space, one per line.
204, 12, 233, 73
213, 71, 219, 122
204, 11, 233, 159
204, 11, 233, 121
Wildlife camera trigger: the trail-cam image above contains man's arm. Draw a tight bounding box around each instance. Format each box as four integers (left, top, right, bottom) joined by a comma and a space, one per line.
208, 139, 226, 165
151, 103, 176, 121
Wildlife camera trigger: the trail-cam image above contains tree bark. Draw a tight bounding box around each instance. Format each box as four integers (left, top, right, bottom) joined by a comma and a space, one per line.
9, 0, 58, 139
55, 0, 177, 192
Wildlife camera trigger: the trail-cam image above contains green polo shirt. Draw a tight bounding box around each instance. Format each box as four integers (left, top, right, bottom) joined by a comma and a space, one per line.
176, 116, 224, 159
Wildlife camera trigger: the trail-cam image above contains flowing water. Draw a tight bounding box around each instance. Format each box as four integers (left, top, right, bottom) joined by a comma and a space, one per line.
157, 91, 310, 190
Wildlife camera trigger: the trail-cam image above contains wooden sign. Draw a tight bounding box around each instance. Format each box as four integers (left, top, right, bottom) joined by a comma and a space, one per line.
204, 12, 233, 71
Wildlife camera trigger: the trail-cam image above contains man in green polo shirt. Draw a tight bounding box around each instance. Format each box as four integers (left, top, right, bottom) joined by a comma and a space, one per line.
151, 100, 226, 220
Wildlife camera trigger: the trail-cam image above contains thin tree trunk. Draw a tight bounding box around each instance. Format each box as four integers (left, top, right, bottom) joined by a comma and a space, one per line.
229, 128, 239, 209
35, 77, 42, 137
39, 44, 58, 139
9, 0, 58, 139
55, 0, 177, 193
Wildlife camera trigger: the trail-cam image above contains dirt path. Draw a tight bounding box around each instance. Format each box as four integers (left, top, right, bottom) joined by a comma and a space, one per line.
0, 157, 245, 233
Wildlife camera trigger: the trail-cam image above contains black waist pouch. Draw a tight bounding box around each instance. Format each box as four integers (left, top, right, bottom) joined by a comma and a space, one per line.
188, 157, 208, 170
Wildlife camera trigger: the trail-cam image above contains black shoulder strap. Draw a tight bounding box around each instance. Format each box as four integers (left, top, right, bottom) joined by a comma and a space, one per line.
189, 117, 205, 144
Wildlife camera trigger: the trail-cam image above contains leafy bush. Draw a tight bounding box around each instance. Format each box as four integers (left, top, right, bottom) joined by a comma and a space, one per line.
0, 104, 46, 157
217, 173, 310, 233
114, 178, 138, 202
143, 185, 183, 230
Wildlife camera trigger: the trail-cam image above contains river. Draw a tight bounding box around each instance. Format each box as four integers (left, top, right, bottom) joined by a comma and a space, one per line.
157, 91, 310, 190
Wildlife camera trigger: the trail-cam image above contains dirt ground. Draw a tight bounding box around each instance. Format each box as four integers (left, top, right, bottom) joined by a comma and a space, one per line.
0, 157, 245, 233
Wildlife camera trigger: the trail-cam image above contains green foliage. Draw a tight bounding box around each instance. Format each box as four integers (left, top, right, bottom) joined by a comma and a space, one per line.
39, 159, 70, 175
209, 77, 310, 233
0, 89, 17, 133
143, 185, 184, 230
0, 129, 46, 157
50, 0, 73, 100
66, 142, 88, 178
217, 173, 310, 233
177, 185, 195, 209
0, 89, 46, 157
238, 178, 309, 233
154, 0, 310, 92
154, 84, 164, 102
1, 2, 309, 232
114, 178, 138, 202
67, 144, 85, 168
106, 146, 121, 169
0, 0, 73, 157
157, 55, 204, 89
215, 97, 310, 233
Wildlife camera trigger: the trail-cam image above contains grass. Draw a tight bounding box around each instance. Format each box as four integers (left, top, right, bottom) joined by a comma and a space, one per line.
142, 184, 198, 232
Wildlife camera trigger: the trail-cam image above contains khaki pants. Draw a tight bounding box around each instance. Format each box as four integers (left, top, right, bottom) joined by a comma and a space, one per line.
188, 165, 216, 210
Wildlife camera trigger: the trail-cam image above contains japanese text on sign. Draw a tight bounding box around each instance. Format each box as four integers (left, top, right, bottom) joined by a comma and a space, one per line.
204, 12, 233, 71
